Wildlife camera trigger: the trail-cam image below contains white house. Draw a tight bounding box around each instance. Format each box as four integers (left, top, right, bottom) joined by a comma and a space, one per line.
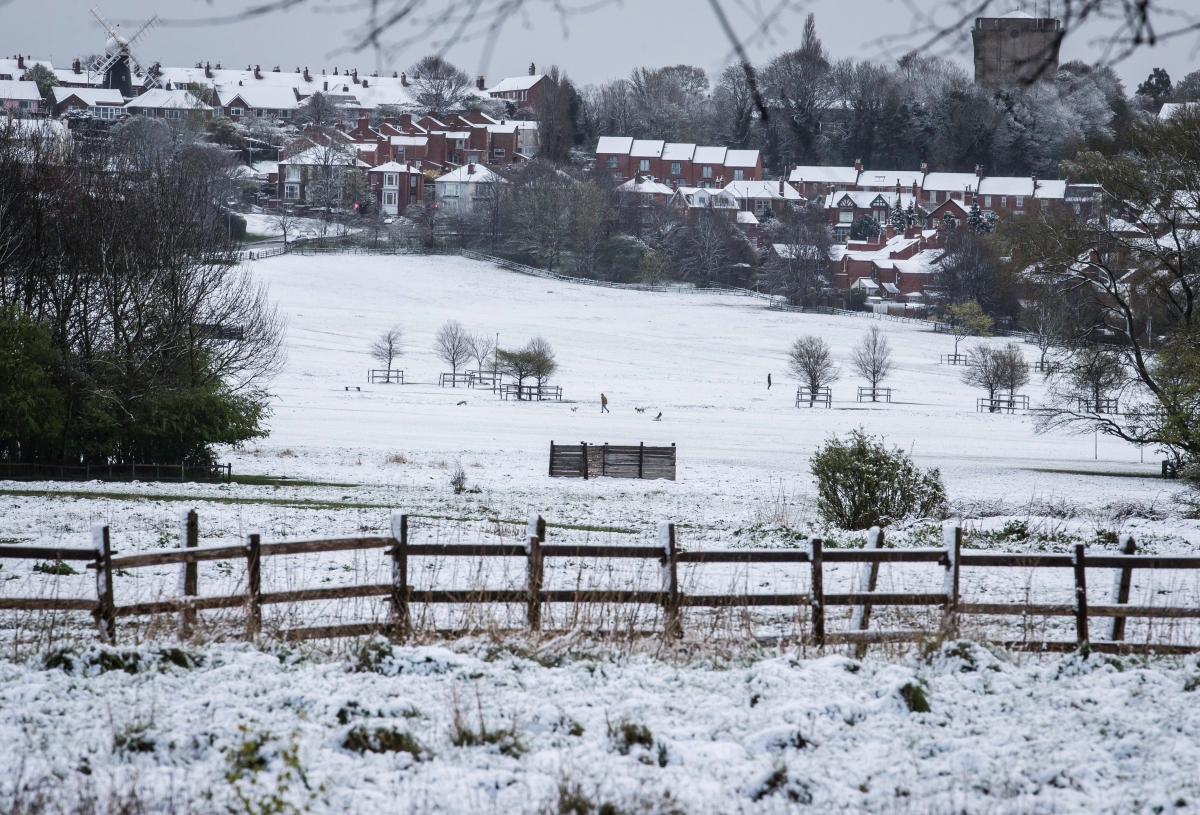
435, 163, 506, 215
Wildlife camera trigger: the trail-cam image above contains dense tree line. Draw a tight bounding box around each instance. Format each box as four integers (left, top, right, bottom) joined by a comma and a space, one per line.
0, 120, 284, 466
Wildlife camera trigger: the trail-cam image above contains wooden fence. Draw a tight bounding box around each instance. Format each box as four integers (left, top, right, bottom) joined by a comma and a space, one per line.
549, 442, 676, 480
0, 462, 231, 483
1, 518, 1198, 654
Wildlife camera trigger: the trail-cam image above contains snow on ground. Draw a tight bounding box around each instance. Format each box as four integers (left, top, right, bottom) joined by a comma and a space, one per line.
3, 252, 1200, 812
2, 641, 1199, 814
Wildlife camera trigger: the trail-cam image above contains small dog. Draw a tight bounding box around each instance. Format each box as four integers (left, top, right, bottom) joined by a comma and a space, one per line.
653, 412, 662, 421
635, 407, 645, 414
570, 407, 578, 412
456, 400, 467, 405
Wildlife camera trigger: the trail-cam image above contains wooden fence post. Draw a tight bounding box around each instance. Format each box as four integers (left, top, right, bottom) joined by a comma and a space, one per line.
810, 538, 825, 648
638, 442, 644, 479
92, 524, 115, 644
179, 509, 199, 638
246, 533, 262, 639
659, 522, 681, 638
1073, 543, 1089, 651
1109, 534, 1137, 641
390, 512, 410, 641
851, 526, 883, 658
942, 523, 961, 638
581, 443, 589, 480
526, 513, 545, 632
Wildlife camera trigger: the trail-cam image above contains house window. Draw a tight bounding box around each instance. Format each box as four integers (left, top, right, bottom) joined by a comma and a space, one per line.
443, 183, 459, 197
231, 107, 243, 116
606, 156, 618, 169
733, 169, 745, 181
493, 148, 505, 157
984, 195, 992, 207
702, 166, 713, 178
285, 166, 300, 182
928, 190, 937, 202
639, 159, 650, 172
614, 171, 623, 180
279, 110, 290, 119
164, 109, 181, 119
1015, 196, 1024, 208
670, 162, 681, 175
19, 100, 31, 110
384, 191, 397, 206
1000, 196, 1007, 208
839, 210, 854, 223
384, 173, 398, 187
755, 199, 767, 214
284, 184, 300, 199
254, 109, 264, 117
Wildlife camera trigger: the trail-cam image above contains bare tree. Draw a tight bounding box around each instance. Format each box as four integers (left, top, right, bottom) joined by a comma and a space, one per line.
788, 336, 839, 405
408, 55, 473, 115
467, 331, 496, 375
269, 204, 298, 246
496, 337, 558, 398
764, 205, 833, 307
850, 325, 894, 400
527, 336, 558, 387
964, 342, 1031, 411
370, 324, 404, 373
1000, 343, 1031, 400
434, 319, 472, 377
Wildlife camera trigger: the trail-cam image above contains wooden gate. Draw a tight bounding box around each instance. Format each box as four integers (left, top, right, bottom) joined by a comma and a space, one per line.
549, 442, 676, 480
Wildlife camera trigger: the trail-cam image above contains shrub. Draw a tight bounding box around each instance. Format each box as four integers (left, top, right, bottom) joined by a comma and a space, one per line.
342, 725, 423, 758
810, 429, 947, 530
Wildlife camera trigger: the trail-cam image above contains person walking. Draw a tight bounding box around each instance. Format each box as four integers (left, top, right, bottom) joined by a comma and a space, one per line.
767, 373, 772, 390
601, 393, 609, 413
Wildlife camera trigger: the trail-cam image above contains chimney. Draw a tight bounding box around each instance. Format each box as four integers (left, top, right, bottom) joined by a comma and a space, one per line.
854, 158, 862, 173
216, 63, 222, 69
886, 224, 895, 240
343, 85, 349, 93
353, 69, 359, 84
911, 180, 919, 198
467, 162, 475, 175
273, 66, 281, 72
73, 58, 81, 74
334, 67, 339, 76
384, 116, 397, 126
323, 81, 328, 91
254, 65, 262, 80
975, 164, 984, 180
392, 71, 398, 78
1031, 174, 1038, 193
205, 61, 212, 79
920, 161, 928, 175
779, 177, 784, 195
17, 55, 24, 70
635, 172, 643, 183
477, 75, 486, 91
529, 62, 536, 76
400, 72, 407, 87
363, 80, 369, 88
358, 115, 368, 131
303, 67, 310, 82
399, 113, 412, 129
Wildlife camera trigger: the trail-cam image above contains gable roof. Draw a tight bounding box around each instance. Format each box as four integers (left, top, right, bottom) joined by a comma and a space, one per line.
724, 149, 760, 168
437, 164, 506, 183
596, 136, 633, 154
661, 143, 697, 161
788, 165, 859, 185
0, 80, 42, 102
724, 179, 802, 201
630, 139, 665, 158
489, 75, 546, 94
922, 172, 980, 193
52, 87, 125, 106
368, 161, 415, 173
125, 89, 209, 110
692, 146, 727, 164
217, 86, 299, 110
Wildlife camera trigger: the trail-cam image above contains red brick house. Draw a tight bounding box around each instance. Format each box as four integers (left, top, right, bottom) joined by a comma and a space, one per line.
366, 161, 424, 215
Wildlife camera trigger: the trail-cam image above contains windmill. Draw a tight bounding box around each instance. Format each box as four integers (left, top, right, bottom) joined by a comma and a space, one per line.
89, 7, 161, 98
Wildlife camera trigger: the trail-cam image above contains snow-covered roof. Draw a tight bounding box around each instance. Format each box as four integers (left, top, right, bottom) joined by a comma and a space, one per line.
1160, 102, 1199, 121
251, 160, 279, 177
1034, 180, 1068, 200
0, 58, 52, 80
125, 89, 209, 110
488, 75, 545, 94
661, 143, 697, 161
391, 135, 429, 146
218, 86, 299, 110
892, 249, 941, 276
724, 179, 802, 201
0, 80, 41, 102
692, 146, 726, 164
857, 170, 925, 189
51, 87, 125, 106
368, 161, 415, 173
1000, 9, 1034, 18
52, 68, 102, 87
618, 177, 673, 195
437, 164, 505, 183
978, 177, 1033, 196
280, 147, 368, 167
736, 211, 759, 225
724, 149, 760, 168
788, 165, 859, 185
630, 139, 666, 158
922, 172, 979, 193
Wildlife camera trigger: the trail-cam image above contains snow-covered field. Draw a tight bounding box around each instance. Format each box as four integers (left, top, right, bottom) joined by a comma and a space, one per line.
2, 252, 1199, 812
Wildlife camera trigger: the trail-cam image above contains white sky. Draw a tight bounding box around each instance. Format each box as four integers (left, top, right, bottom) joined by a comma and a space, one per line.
1, 0, 1198, 91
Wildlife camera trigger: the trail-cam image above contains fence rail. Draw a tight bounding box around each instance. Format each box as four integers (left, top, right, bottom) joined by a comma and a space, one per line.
0, 462, 231, 484
368, 369, 404, 384
796, 387, 832, 408
2, 517, 1196, 654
